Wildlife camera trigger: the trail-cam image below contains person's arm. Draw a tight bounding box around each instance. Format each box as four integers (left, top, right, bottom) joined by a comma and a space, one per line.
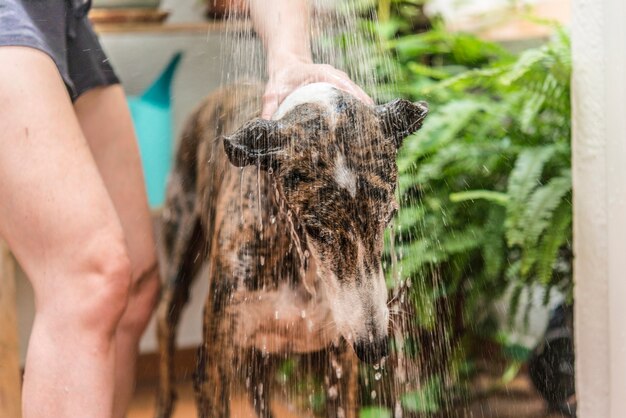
249, 0, 373, 119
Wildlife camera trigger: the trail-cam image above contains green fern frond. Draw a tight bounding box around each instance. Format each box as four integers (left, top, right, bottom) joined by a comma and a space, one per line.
481, 206, 506, 281
424, 67, 506, 94
507, 280, 524, 326
499, 47, 547, 86
536, 203, 572, 286
395, 205, 427, 231
398, 99, 486, 170
397, 240, 447, 278
449, 190, 509, 206
505, 146, 558, 246
440, 226, 484, 255
520, 174, 572, 249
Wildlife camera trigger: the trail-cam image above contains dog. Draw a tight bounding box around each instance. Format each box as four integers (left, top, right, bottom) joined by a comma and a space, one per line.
155, 82, 427, 418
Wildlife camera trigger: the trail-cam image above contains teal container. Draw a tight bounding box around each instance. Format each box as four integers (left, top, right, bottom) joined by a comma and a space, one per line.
129, 53, 182, 208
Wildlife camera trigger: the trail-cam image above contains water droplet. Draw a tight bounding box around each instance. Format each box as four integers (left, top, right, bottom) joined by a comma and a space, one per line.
374, 372, 382, 381
395, 401, 403, 418
371, 390, 377, 399
270, 215, 276, 224
260, 255, 265, 266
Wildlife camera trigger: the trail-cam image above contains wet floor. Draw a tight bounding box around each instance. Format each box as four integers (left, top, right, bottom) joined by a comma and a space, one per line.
129, 381, 311, 418
128, 372, 570, 418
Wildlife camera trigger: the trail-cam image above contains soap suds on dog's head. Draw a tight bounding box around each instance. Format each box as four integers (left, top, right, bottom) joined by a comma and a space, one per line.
273, 82, 340, 122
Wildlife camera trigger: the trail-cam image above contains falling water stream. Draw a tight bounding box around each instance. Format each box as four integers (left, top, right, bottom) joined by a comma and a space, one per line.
207, 2, 456, 417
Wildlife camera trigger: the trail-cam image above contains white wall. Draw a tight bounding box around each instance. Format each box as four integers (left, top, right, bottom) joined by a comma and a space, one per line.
160, 0, 206, 23
572, 0, 626, 416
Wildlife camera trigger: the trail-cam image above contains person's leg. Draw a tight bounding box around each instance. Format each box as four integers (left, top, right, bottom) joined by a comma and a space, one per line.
0, 46, 131, 417
74, 85, 161, 417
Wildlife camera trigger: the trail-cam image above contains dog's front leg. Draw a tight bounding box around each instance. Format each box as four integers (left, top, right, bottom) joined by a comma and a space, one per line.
156, 215, 206, 418
326, 342, 359, 418
194, 274, 234, 418
244, 348, 275, 418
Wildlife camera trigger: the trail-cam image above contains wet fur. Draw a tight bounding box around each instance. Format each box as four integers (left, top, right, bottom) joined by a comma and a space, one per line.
155, 83, 426, 418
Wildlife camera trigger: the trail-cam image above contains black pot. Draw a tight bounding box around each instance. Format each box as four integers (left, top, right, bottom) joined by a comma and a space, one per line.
528, 304, 576, 416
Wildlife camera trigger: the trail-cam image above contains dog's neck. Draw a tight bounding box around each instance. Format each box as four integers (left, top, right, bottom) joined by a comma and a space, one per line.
268, 82, 346, 297
270, 177, 318, 295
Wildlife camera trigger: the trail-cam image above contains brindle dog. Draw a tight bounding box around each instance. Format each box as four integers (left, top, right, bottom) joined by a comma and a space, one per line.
155, 82, 427, 418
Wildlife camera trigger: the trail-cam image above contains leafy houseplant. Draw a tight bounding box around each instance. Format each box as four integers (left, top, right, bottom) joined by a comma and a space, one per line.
390, 24, 572, 334
338, 1, 574, 413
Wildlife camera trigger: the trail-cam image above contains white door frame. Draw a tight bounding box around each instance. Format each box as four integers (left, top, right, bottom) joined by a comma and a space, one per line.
572, 0, 626, 416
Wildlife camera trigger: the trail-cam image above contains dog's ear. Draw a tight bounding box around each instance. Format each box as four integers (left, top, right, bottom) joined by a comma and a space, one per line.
376, 99, 428, 148
223, 119, 289, 170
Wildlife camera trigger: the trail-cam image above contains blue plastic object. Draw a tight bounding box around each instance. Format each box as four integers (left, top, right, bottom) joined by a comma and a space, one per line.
129, 52, 182, 208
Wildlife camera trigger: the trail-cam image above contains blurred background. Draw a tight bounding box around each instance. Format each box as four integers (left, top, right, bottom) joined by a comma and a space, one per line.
8, 1, 575, 417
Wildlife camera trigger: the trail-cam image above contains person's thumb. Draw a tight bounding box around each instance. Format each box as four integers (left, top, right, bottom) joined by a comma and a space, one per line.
261, 92, 280, 120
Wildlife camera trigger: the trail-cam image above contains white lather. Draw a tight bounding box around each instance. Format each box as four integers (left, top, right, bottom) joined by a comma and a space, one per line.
273, 82, 340, 122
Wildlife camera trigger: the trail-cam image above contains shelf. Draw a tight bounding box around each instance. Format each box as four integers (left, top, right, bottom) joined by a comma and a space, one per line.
93, 20, 250, 34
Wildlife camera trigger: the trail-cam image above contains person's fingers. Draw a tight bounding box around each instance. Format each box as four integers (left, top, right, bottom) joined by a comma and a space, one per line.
261, 90, 282, 120
333, 75, 374, 105
261, 97, 278, 120
353, 86, 375, 105
314, 67, 373, 102
261, 63, 374, 120
319, 70, 374, 105
261, 105, 274, 120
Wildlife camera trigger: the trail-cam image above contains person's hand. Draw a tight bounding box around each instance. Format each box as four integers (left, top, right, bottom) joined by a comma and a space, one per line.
261, 60, 374, 120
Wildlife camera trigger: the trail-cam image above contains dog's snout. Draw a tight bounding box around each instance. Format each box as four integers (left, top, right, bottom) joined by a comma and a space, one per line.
354, 337, 389, 364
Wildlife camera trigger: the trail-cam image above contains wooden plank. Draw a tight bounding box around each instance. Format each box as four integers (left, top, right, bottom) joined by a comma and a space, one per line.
93, 20, 251, 34
0, 241, 22, 418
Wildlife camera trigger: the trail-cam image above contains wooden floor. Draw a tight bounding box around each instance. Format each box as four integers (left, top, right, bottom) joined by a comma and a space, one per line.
129, 381, 311, 418
128, 348, 572, 418
129, 375, 571, 418
452, 374, 574, 418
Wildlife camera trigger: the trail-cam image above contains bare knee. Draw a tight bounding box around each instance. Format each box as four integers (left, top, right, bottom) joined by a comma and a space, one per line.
88, 245, 134, 334
37, 233, 133, 341
118, 263, 161, 338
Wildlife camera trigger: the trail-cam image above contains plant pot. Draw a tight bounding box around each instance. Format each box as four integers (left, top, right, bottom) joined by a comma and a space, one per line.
205, 0, 248, 18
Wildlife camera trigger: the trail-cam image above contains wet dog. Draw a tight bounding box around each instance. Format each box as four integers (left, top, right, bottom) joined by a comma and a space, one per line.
155, 82, 427, 418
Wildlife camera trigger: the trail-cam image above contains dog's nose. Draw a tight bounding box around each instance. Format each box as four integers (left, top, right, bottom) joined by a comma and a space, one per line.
354, 337, 389, 364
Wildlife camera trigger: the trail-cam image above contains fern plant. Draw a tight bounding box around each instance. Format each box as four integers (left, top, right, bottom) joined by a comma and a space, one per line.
334, 4, 572, 413
392, 27, 572, 331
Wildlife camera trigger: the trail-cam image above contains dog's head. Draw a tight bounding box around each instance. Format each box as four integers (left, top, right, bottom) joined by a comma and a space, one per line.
224, 83, 427, 363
